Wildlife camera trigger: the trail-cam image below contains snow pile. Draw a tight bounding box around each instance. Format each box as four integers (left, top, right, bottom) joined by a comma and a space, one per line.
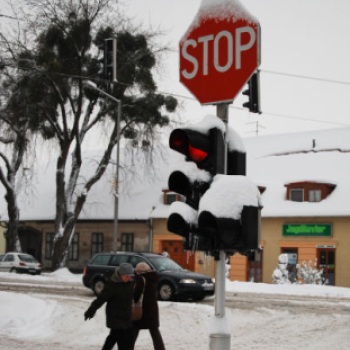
199, 175, 260, 219
0, 292, 57, 338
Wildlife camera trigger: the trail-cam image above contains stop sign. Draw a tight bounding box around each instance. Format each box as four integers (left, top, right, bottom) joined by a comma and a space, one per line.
179, 0, 261, 105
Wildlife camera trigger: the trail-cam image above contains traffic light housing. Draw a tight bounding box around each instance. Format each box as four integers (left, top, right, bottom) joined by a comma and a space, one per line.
198, 175, 261, 256
242, 71, 261, 114
166, 116, 261, 256
98, 38, 117, 82
169, 128, 225, 176
167, 122, 226, 252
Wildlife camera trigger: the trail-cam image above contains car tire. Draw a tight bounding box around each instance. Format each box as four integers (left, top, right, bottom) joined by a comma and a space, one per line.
158, 282, 174, 301
10, 268, 18, 274
93, 279, 106, 296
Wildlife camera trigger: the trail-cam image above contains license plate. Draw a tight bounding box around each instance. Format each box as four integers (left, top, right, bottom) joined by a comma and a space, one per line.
29, 269, 36, 273
203, 284, 214, 291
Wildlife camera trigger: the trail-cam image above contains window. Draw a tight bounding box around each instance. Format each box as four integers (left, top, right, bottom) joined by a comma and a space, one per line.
69, 232, 79, 261
90, 254, 111, 266
290, 189, 304, 202
282, 248, 298, 283
121, 233, 134, 252
129, 255, 149, 268
0, 254, 5, 262
309, 189, 321, 202
109, 254, 129, 266
45, 233, 54, 259
91, 233, 103, 257
4, 254, 14, 262
286, 182, 336, 202
248, 251, 262, 283
166, 192, 177, 205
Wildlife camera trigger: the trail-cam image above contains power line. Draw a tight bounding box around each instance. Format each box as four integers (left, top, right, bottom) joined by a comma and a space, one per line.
1, 62, 349, 128
261, 69, 350, 86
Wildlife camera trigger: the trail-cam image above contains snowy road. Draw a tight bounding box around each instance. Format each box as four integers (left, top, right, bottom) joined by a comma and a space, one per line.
1, 271, 350, 349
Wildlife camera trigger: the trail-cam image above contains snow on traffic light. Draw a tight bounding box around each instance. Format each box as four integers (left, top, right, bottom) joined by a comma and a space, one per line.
167, 115, 225, 252
198, 175, 261, 256
167, 114, 261, 255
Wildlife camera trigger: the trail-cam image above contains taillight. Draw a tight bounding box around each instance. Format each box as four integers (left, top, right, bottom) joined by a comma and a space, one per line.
83, 267, 87, 276
19, 262, 26, 266
38, 264, 42, 268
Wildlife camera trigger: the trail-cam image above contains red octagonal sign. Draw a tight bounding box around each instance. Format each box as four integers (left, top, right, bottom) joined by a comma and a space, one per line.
180, 0, 261, 105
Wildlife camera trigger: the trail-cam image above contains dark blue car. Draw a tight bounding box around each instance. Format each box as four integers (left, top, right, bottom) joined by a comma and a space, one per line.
82, 252, 215, 301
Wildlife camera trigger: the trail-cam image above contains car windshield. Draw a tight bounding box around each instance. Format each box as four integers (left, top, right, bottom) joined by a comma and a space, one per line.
18, 254, 37, 263
146, 256, 183, 272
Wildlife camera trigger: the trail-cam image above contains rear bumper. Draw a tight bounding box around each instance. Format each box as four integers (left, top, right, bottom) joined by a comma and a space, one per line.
17, 267, 41, 274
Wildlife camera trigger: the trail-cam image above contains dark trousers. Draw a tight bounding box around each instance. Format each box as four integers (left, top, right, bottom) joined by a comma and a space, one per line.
134, 327, 165, 350
102, 328, 134, 350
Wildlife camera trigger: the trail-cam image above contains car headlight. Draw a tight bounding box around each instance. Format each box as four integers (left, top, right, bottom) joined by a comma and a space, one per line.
180, 279, 197, 284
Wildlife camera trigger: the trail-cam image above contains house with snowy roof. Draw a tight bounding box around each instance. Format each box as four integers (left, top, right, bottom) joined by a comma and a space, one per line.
1, 126, 350, 287
151, 126, 350, 288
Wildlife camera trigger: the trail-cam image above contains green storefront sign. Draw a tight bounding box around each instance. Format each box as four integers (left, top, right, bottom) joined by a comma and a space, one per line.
283, 224, 332, 237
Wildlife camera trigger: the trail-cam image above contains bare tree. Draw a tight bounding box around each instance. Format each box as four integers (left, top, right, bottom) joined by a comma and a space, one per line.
0, 0, 178, 269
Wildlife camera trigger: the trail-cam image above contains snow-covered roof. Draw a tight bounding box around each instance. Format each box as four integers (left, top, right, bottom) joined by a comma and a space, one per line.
1, 126, 350, 222
152, 126, 350, 219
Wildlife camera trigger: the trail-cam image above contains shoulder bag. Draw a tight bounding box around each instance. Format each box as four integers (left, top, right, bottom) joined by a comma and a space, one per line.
132, 276, 145, 321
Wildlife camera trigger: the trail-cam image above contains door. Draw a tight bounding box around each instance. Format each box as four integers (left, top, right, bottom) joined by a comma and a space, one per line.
317, 249, 335, 285
161, 240, 195, 271
2, 254, 16, 272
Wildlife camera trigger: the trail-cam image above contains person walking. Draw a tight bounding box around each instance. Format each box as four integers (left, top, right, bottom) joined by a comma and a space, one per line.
133, 262, 166, 350
84, 263, 135, 350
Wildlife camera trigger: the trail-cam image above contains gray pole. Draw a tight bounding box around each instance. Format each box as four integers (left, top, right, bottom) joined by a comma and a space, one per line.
113, 100, 121, 252
83, 81, 121, 253
209, 103, 231, 350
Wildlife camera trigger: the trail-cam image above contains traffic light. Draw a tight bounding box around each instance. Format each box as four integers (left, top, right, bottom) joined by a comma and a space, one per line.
198, 175, 261, 256
98, 38, 117, 82
242, 71, 261, 114
167, 119, 226, 252
169, 127, 225, 176
167, 116, 261, 256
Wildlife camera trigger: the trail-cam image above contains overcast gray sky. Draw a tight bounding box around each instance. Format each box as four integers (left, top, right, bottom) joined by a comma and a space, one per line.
1, 0, 350, 137
124, 0, 350, 137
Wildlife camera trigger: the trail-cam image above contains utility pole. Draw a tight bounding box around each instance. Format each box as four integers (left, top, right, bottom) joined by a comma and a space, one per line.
84, 81, 121, 252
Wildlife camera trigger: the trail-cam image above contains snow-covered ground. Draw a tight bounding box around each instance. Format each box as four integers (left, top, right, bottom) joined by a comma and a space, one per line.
1, 269, 350, 349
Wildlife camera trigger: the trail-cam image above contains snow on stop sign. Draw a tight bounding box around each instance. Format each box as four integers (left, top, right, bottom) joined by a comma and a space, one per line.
180, 0, 261, 105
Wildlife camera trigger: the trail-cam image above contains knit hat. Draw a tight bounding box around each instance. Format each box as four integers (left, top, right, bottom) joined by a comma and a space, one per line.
117, 263, 134, 276
135, 262, 152, 273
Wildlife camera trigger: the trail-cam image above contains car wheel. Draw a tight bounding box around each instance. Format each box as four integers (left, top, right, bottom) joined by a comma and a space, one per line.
93, 279, 106, 296
158, 282, 174, 301
10, 267, 18, 273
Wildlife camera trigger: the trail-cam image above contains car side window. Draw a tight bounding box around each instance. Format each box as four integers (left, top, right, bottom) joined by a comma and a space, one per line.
129, 256, 150, 268
4, 254, 14, 262
0, 254, 4, 262
109, 255, 129, 266
91, 255, 111, 266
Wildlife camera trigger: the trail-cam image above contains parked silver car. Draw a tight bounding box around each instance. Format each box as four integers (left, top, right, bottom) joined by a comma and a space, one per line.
0, 252, 42, 275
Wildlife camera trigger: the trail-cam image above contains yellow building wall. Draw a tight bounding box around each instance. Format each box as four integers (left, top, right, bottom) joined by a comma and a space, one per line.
259, 217, 350, 287
0, 226, 5, 254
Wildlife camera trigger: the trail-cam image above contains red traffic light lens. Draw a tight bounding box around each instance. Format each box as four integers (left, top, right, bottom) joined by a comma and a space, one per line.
189, 144, 208, 162
169, 130, 188, 156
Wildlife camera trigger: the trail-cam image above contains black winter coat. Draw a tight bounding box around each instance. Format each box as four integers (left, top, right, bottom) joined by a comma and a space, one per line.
86, 274, 134, 329
133, 271, 160, 329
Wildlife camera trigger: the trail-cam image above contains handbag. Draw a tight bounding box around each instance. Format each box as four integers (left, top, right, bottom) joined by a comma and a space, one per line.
132, 276, 145, 321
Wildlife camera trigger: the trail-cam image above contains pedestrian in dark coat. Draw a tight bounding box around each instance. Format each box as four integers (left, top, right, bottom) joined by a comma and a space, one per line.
133, 262, 166, 350
84, 263, 135, 350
